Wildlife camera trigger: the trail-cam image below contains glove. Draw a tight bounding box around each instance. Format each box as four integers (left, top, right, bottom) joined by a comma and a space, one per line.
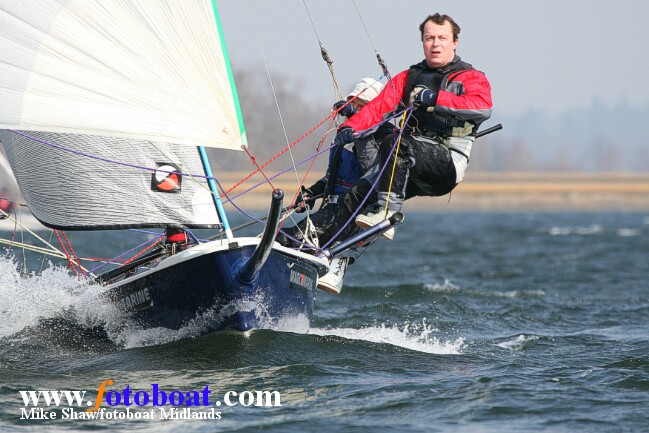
293, 186, 314, 213
293, 181, 325, 213
333, 100, 356, 118
413, 86, 437, 108
333, 127, 354, 147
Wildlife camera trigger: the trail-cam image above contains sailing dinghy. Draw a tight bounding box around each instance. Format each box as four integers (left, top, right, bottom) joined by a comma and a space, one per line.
0, 0, 391, 333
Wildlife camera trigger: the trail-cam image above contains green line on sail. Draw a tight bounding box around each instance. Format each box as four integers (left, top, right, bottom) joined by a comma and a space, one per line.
211, 0, 248, 148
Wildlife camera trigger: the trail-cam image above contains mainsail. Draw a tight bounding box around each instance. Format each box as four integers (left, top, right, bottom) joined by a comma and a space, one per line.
1, 130, 220, 229
0, 0, 247, 229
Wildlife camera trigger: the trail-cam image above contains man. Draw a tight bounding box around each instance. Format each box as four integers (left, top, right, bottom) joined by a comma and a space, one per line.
287, 77, 387, 294
294, 77, 385, 211
334, 13, 493, 240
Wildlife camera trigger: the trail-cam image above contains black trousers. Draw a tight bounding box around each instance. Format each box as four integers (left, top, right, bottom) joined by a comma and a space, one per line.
377, 133, 458, 207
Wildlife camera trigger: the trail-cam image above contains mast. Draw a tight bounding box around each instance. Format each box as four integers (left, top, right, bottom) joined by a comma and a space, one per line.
198, 146, 233, 241
206, 0, 247, 242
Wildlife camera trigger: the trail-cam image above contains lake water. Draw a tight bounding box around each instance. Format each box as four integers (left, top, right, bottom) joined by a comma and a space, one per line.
1, 212, 648, 432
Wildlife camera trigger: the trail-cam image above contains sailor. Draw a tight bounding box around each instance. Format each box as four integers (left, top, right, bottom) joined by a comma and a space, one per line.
290, 77, 388, 294
293, 77, 385, 212
333, 13, 493, 240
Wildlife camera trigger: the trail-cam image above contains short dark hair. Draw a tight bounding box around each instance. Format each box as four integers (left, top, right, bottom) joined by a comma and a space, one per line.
419, 13, 461, 41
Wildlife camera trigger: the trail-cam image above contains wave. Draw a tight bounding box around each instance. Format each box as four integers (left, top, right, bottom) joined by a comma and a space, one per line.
546, 224, 603, 236
0, 256, 117, 339
303, 320, 465, 355
422, 280, 545, 299
496, 334, 540, 350
0, 256, 463, 357
339, 279, 546, 300
616, 228, 641, 237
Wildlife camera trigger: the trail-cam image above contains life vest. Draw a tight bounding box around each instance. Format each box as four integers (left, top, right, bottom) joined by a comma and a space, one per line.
402, 57, 476, 137
325, 144, 362, 196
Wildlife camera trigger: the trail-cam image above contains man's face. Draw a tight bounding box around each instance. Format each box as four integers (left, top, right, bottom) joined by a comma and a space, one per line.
349, 98, 367, 112
422, 20, 458, 68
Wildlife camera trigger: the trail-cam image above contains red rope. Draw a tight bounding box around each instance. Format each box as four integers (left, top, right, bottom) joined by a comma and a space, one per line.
223, 110, 337, 197
243, 147, 277, 193
281, 117, 338, 222
276, 117, 340, 236
61, 230, 83, 275
60, 230, 84, 276
53, 230, 79, 276
123, 237, 164, 265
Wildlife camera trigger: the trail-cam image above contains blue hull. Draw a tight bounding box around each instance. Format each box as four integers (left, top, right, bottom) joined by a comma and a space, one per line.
104, 240, 324, 332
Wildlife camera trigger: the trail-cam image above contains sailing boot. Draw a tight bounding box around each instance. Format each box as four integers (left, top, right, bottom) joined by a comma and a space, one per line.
317, 257, 349, 294
355, 203, 401, 240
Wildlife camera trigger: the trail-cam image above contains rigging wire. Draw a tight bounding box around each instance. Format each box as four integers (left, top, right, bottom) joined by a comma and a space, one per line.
0, 238, 66, 258
347, 0, 410, 222
302, 0, 343, 101
39, 231, 55, 274
0, 206, 17, 257
245, 0, 302, 192
351, 0, 393, 82
296, 0, 355, 238
0, 208, 65, 257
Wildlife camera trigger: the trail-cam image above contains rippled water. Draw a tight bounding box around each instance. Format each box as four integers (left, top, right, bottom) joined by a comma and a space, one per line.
1, 212, 648, 432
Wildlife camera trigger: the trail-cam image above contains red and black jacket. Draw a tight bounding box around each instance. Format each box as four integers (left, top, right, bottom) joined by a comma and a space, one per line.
344, 56, 492, 137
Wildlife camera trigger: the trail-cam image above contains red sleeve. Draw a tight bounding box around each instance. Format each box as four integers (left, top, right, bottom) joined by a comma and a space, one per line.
342, 70, 409, 133
434, 69, 493, 123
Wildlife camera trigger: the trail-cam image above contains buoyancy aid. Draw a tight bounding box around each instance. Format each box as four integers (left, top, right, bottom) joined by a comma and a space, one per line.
402, 57, 476, 137
325, 143, 362, 196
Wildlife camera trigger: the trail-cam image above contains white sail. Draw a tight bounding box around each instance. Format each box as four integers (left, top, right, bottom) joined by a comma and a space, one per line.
0, 0, 247, 150
1, 129, 221, 229
0, 144, 17, 190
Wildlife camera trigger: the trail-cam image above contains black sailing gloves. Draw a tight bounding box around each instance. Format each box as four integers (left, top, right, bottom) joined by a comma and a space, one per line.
333, 100, 357, 118
293, 181, 326, 213
333, 127, 354, 147
413, 86, 438, 108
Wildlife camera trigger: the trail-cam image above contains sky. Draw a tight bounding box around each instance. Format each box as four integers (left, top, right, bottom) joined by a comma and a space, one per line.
217, 0, 649, 118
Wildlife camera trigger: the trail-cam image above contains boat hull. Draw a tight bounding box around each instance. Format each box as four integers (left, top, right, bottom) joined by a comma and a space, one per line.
103, 239, 325, 332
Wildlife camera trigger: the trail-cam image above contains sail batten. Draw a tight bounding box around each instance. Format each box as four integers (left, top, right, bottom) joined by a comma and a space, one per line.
0, 0, 246, 150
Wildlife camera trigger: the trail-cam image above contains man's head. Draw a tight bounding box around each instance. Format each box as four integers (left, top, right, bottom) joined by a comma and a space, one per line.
346, 78, 384, 111
419, 13, 460, 68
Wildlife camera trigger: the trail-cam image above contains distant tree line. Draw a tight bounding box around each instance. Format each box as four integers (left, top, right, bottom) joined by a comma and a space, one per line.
217, 66, 649, 174
208, 66, 331, 176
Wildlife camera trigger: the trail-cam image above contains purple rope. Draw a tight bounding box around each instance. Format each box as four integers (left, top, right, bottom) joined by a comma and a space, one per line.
9, 108, 412, 256
223, 107, 408, 204
86, 234, 164, 276
223, 144, 333, 204
221, 109, 414, 252
8, 130, 205, 180
321, 108, 414, 249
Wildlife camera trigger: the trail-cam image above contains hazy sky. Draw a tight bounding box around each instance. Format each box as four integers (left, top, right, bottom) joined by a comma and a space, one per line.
218, 0, 649, 117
